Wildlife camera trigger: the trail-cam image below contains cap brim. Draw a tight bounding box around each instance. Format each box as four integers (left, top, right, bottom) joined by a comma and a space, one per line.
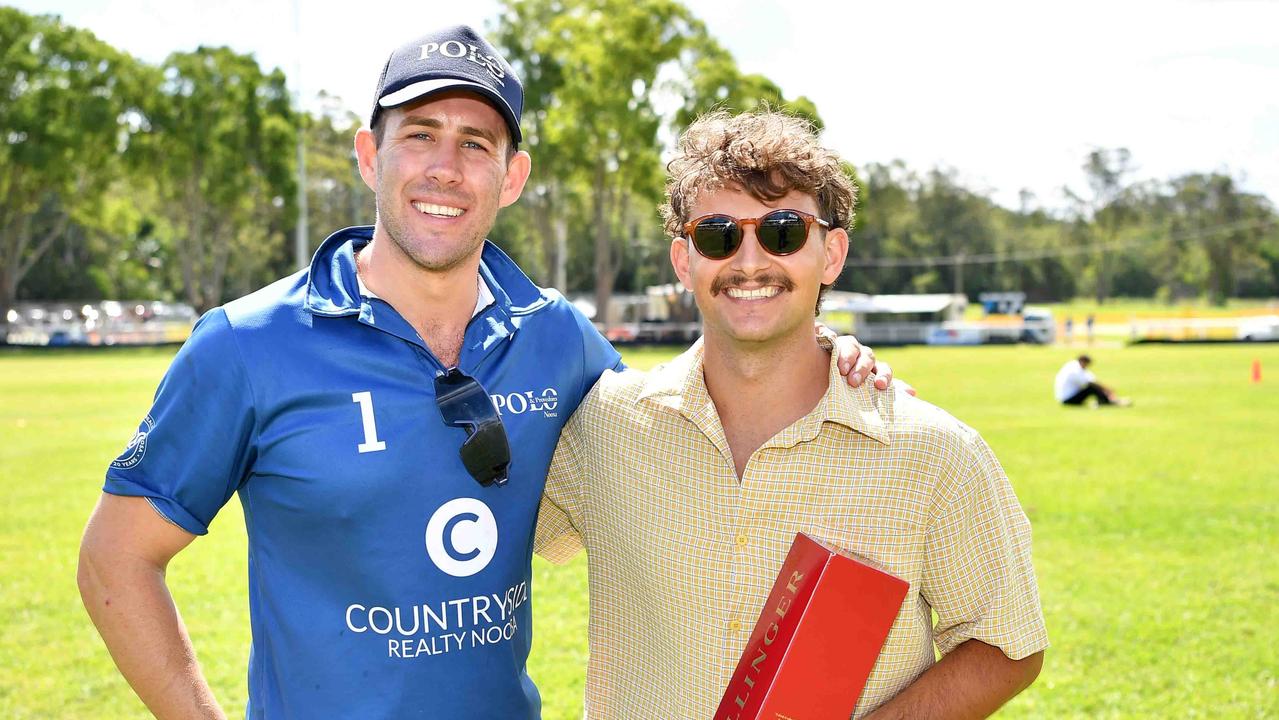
378, 78, 522, 143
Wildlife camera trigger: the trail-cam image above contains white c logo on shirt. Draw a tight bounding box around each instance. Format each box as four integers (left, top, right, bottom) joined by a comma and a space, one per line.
425, 498, 498, 577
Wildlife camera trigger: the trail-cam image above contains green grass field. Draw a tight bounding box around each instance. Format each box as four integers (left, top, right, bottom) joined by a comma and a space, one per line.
2, 342, 1277, 718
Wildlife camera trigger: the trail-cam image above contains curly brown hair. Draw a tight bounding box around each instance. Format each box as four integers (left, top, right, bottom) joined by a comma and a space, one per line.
661, 110, 856, 238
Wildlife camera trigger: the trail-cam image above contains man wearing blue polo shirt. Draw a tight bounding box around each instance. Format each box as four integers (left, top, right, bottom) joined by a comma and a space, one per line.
76, 25, 884, 720
77, 25, 612, 719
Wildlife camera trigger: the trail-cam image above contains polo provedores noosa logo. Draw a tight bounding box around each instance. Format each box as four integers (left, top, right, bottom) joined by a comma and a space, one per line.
489, 387, 558, 417
425, 498, 498, 577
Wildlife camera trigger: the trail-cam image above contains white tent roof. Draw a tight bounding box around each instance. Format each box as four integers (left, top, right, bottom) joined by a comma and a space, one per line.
823, 292, 965, 315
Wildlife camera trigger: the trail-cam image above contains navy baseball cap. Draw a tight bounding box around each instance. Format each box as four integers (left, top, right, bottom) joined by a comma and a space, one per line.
371, 25, 523, 144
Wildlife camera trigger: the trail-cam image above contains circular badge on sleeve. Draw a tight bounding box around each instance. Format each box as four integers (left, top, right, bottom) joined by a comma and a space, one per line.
111, 415, 155, 470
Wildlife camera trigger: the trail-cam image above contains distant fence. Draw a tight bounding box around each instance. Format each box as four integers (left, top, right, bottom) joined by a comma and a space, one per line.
3, 301, 196, 347
1128, 315, 1279, 343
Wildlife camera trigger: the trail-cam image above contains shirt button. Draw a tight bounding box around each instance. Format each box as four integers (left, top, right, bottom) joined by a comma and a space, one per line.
735, 532, 749, 548
728, 620, 742, 632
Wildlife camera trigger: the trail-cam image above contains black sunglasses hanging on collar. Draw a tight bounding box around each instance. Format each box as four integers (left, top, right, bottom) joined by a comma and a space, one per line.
434, 367, 511, 487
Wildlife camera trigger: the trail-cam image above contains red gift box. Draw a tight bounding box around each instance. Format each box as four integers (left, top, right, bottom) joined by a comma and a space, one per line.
716, 532, 909, 720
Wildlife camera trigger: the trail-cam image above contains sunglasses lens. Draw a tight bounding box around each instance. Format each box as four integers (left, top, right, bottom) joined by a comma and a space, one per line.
435, 369, 511, 487
758, 210, 808, 255
692, 216, 740, 259
460, 423, 511, 486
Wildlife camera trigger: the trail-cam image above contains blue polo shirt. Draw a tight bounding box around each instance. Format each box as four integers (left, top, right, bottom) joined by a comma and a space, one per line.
103, 226, 622, 719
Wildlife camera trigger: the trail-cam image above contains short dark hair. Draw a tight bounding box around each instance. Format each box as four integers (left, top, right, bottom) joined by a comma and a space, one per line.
1078, 355, 1092, 365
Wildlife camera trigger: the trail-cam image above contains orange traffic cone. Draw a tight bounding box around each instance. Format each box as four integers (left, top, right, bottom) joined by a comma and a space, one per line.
1252, 359, 1262, 383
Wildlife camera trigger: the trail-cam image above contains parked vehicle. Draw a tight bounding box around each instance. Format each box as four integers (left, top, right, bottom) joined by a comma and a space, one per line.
1237, 316, 1279, 342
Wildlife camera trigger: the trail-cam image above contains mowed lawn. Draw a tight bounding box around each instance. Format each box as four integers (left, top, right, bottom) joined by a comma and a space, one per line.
1, 342, 1276, 718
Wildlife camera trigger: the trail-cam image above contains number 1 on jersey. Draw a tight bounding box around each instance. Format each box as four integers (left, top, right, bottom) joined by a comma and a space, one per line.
351, 391, 387, 453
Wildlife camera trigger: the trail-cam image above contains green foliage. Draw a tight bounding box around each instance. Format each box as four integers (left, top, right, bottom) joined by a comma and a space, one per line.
0, 9, 149, 314
849, 163, 1080, 300
303, 95, 373, 253
849, 154, 1278, 303
493, 0, 701, 311
491, 0, 825, 311
138, 46, 298, 310
1160, 174, 1271, 305
2, 5, 1276, 316
1, 8, 307, 314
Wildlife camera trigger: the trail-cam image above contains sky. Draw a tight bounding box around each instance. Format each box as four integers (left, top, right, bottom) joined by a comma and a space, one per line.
12, 0, 1279, 211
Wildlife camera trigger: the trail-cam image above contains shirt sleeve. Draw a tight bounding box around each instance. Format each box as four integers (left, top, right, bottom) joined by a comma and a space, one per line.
922, 432, 1049, 660
102, 307, 257, 536
574, 305, 625, 399
533, 302, 617, 562
534, 412, 588, 564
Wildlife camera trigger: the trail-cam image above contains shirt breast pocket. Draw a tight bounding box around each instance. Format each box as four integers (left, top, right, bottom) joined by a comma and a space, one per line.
805, 519, 921, 589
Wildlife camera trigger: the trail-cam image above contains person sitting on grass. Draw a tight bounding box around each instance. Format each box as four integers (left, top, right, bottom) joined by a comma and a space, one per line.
1054, 354, 1131, 407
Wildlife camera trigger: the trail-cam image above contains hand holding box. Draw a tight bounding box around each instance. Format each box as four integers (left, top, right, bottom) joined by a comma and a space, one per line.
717, 532, 909, 720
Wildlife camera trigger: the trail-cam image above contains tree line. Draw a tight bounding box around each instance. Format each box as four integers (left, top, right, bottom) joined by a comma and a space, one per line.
3, 1, 1276, 330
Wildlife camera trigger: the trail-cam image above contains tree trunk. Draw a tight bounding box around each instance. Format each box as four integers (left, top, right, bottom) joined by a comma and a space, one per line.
0, 194, 71, 340
592, 161, 614, 326
614, 190, 631, 281
1093, 236, 1110, 304
0, 261, 15, 341
181, 207, 201, 311
179, 171, 202, 311
531, 188, 557, 289
209, 223, 231, 312
553, 214, 568, 293
1207, 234, 1232, 306
3, 201, 68, 307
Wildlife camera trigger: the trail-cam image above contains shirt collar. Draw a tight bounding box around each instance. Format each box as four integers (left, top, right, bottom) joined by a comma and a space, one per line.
303, 225, 547, 318
637, 337, 892, 446
355, 267, 494, 319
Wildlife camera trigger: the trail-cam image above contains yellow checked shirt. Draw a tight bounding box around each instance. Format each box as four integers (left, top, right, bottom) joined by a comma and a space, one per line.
536, 340, 1048, 719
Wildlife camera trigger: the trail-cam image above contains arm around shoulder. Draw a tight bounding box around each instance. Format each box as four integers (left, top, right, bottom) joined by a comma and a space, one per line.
78, 493, 227, 720
534, 400, 595, 564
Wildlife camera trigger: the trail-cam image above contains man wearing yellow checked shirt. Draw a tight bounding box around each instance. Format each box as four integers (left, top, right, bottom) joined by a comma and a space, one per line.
536, 110, 1047, 719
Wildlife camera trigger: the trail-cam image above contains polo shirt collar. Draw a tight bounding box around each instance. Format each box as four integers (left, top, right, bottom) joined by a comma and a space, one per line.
356, 267, 494, 319
303, 225, 550, 319
635, 338, 705, 412
638, 337, 892, 446
304, 226, 369, 316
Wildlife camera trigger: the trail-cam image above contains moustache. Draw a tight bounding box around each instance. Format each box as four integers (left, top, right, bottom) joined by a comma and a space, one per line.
710, 272, 796, 297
